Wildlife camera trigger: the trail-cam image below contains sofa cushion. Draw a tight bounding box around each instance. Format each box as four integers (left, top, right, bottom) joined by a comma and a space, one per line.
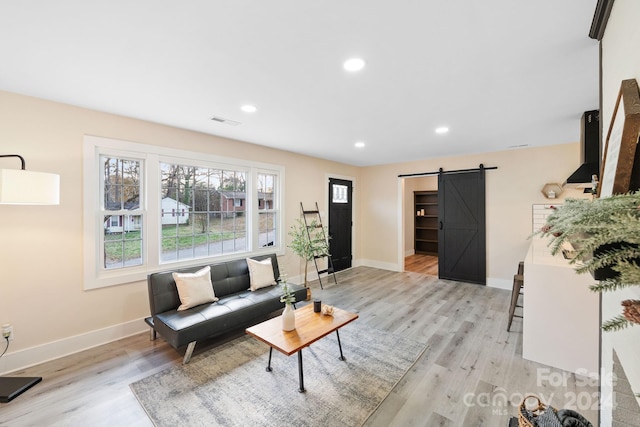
247, 257, 277, 291
210, 258, 251, 297
173, 266, 219, 311
154, 308, 222, 349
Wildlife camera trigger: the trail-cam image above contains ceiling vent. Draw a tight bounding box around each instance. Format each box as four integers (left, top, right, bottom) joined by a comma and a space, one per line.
210, 116, 241, 126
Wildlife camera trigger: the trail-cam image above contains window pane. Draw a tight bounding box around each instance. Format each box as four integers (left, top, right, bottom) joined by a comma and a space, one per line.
100, 155, 143, 273
332, 184, 348, 203
103, 157, 141, 211
257, 173, 275, 211
259, 211, 277, 247
257, 173, 277, 247
103, 215, 142, 269
160, 163, 248, 262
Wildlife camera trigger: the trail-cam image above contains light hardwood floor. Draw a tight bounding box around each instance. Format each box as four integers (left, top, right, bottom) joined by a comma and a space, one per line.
405, 254, 438, 276
0, 267, 598, 426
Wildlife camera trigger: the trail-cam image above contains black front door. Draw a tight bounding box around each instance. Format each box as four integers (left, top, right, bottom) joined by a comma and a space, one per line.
437, 169, 486, 284
328, 178, 353, 272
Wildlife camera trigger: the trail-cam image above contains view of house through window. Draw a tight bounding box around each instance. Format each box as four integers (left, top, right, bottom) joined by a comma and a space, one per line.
102, 156, 143, 269
160, 163, 247, 262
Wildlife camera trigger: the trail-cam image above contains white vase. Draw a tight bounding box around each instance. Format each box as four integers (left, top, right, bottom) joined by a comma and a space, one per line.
282, 303, 295, 331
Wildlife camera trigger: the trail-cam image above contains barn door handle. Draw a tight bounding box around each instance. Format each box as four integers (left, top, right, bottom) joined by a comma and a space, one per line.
439, 221, 443, 230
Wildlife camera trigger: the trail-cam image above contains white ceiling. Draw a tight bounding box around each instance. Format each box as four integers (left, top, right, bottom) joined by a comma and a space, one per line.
0, 1, 600, 167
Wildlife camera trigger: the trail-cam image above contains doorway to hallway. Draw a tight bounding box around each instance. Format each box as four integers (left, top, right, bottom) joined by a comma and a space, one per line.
403, 175, 438, 275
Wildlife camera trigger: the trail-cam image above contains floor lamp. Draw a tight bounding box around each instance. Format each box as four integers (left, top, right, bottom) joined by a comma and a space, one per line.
0, 154, 60, 403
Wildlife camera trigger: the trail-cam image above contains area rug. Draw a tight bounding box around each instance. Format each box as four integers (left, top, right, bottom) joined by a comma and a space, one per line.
130, 322, 426, 427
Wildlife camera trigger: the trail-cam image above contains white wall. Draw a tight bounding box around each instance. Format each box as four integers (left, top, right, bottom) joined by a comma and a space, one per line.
600, 0, 640, 424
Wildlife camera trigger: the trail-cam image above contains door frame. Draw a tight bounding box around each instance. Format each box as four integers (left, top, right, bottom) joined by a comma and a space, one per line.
397, 176, 439, 272
397, 169, 490, 275
398, 177, 408, 271
325, 173, 357, 268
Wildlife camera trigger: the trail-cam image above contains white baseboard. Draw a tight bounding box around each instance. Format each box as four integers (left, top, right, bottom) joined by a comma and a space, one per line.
357, 258, 402, 272
0, 318, 147, 375
486, 277, 512, 290
296, 258, 402, 281
404, 249, 415, 257
314, 260, 511, 290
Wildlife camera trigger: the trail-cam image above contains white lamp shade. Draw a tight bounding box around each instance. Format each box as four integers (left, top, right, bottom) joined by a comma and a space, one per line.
0, 168, 60, 205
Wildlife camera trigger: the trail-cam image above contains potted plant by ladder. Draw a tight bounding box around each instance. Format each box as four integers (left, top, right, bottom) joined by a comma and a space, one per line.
288, 218, 330, 300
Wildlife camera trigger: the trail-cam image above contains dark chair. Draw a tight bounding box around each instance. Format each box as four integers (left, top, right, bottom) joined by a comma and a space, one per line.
507, 261, 524, 331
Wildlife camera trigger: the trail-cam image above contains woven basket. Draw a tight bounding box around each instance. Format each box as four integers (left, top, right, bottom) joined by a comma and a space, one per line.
518, 394, 546, 427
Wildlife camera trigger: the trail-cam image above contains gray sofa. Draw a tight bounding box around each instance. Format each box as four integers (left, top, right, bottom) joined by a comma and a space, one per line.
146, 253, 307, 363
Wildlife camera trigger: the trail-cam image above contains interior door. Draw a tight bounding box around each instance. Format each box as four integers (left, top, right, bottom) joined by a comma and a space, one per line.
438, 169, 486, 284
328, 178, 353, 272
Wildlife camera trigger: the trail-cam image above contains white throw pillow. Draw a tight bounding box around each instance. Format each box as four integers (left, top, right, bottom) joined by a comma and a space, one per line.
247, 258, 276, 291
173, 266, 218, 311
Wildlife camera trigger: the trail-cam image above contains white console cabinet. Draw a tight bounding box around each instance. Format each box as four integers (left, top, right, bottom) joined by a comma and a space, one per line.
523, 237, 600, 374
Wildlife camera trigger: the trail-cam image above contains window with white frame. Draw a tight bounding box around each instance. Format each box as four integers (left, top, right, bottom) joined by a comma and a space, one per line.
257, 172, 278, 247
102, 156, 144, 270
83, 135, 284, 289
332, 184, 348, 203
159, 162, 248, 262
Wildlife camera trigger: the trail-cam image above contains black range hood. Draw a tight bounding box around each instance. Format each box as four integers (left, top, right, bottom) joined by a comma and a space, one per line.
565, 110, 600, 185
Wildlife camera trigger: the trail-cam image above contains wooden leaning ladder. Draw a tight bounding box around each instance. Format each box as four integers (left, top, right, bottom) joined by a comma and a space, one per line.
300, 202, 338, 289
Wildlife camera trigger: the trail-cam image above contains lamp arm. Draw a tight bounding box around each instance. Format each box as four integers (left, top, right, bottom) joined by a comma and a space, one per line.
0, 154, 26, 170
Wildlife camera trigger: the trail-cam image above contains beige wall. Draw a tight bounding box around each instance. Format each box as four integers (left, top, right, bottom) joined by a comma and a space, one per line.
0, 88, 587, 373
360, 143, 584, 286
0, 90, 359, 372
600, 0, 640, 423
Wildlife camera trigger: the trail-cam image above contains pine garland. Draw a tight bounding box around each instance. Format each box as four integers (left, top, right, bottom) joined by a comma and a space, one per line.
536, 192, 640, 331
602, 315, 631, 332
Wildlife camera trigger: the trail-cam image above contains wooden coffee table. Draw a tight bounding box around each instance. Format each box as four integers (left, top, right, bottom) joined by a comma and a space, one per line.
245, 303, 358, 392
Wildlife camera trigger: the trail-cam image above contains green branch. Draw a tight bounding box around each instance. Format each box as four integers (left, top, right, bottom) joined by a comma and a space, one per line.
535, 192, 640, 331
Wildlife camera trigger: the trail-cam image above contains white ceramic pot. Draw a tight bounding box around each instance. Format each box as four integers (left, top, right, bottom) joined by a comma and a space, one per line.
282, 303, 296, 331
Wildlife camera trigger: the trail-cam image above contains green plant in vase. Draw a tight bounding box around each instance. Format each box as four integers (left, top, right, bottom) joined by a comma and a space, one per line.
537, 192, 640, 331
279, 281, 296, 305
280, 280, 296, 331
288, 218, 330, 299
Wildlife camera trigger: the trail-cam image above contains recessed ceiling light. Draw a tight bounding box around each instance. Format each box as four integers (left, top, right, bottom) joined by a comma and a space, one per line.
343, 58, 366, 72
241, 105, 257, 113
354, 141, 365, 148
435, 126, 449, 134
